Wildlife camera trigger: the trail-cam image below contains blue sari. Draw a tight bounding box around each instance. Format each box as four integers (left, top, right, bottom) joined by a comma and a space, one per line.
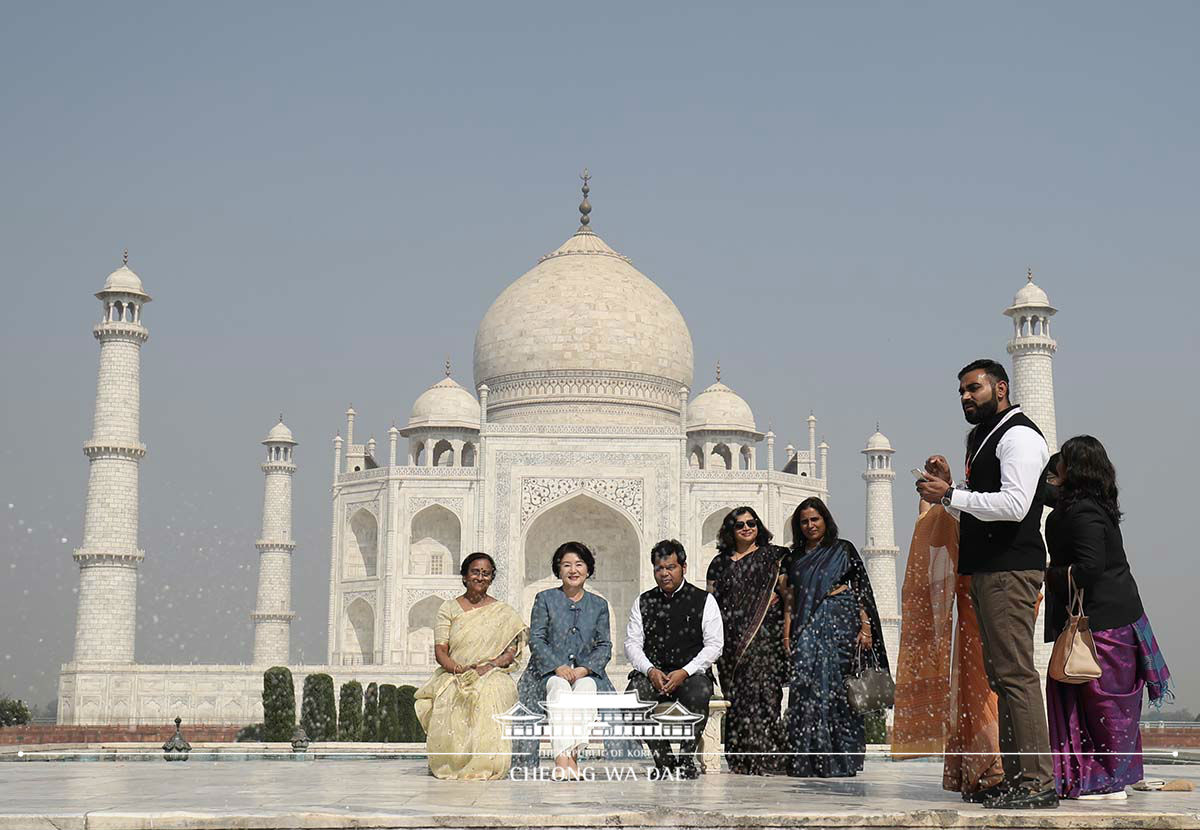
785, 538, 888, 777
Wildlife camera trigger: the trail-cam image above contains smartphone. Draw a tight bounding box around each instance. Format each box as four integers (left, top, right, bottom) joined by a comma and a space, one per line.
911, 468, 931, 481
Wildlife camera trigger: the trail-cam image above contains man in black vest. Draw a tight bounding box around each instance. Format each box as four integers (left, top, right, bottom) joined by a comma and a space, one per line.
624, 539, 723, 779
918, 359, 1056, 810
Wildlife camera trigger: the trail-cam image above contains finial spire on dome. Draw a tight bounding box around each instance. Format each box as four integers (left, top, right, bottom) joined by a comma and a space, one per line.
122, 248, 129, 267
1027, 266, 1034, 282
279, 413, 284, 423
578, 168, 592, 229
445, 357, 452, 378
715, 360, 721, 383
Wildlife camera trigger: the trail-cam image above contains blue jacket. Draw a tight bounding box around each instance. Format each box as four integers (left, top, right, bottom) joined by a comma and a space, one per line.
518, 588, 615, 704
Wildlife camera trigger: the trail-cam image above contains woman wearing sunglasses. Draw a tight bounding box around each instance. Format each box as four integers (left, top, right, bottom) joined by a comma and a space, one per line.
782, 497, 889, 777
705, 506, 789, 774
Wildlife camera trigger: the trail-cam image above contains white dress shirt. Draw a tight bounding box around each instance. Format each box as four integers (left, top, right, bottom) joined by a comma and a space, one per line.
624, 581, 724, 677
947, 409, 1049, 523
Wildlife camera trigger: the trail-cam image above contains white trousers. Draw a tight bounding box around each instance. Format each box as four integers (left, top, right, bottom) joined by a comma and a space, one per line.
545, 674, 598, 757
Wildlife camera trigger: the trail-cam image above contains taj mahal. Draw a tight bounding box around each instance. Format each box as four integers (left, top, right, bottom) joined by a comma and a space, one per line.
56, 176, 1060, 725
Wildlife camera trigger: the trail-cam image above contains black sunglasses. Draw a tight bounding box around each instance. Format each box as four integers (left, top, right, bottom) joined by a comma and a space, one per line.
734, 519, 758, 530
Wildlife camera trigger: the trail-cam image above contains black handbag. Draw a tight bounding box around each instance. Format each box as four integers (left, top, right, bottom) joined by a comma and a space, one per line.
844, 645, 895, 712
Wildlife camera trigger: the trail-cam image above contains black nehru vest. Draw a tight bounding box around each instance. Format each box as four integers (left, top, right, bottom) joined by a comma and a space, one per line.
638, 581, 708, 674
958, 408, 1048, 575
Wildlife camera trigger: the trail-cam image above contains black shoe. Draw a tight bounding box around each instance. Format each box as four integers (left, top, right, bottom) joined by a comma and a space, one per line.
963, 781, 1010, 803
987, 786, 1059, 810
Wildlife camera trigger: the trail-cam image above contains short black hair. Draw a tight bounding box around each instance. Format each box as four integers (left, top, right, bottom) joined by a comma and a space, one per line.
551, 541, 596, 577
790, 497, 839, 550
716, 506, 773, 554
649, 538, 686, 566
958, 359, 1009, 387
460, 551, 497, 578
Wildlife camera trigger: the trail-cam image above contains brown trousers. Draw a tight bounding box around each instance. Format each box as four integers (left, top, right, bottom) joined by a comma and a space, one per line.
969, 569, 1053, 791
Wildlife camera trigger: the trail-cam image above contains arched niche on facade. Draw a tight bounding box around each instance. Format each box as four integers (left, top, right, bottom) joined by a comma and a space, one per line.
522, 492, 641, 654
343, 597, 375, 664
406, 594, 446, 666
711, 443, 733, 470
698, 506, 735, 585
410, 504, 460, 575
432, 439, 455, 467
688, 446, 704, 469
461, 442, 476, 467
344, 509, 379, 579
780, 506, 797, 549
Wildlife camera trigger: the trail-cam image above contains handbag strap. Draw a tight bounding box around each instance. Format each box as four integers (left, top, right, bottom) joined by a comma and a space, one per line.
1067, 566, 1086, 617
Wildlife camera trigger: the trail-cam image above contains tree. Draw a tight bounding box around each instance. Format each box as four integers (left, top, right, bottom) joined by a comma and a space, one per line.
362, 682, 380, 742
262, 667, 295, 742
338, 681, 364, 741
378, 684, 399, 742
396, 685, 426, 742
301, 673, 338, 742
0, 697, 31, 727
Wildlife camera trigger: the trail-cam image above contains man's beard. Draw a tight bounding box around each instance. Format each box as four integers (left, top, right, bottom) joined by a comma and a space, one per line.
963, 393, 999, 425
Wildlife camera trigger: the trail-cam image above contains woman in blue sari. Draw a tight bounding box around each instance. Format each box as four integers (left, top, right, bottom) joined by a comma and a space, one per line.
783, 497, 889, 777
515, 541, 616, 774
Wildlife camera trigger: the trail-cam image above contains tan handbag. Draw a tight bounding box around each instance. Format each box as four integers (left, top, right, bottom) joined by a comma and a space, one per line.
1048, 567, 1102, 684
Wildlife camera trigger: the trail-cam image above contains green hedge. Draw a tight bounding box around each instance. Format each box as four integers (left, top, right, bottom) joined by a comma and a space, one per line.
262, 667, 295, 742
338, 680, 364, 741
864, 710, 887, 744
0, 697, 31, 727
362, 682, 380, 742
300, 673, 337, 742
396, 685, 425, 742
378, 684, 399, 742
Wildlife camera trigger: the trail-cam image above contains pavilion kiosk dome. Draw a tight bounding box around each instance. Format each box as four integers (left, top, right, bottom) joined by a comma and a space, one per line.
686, 381, 758, 434
404, 376, 481, 432
472, 175, 694, 425
99, 263, 150, 299
264, 419, 297, 445
864, 429, 892, 452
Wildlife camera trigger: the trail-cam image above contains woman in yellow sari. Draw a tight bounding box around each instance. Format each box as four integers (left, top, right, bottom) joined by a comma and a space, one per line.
415, 552, 528, 780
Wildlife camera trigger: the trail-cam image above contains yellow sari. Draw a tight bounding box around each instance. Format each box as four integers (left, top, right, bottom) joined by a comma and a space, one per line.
414, 599, 528, 780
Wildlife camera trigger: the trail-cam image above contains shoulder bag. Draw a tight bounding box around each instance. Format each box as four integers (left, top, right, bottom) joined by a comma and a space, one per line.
845, 645, 895, 712
1048, 567, 1102, 684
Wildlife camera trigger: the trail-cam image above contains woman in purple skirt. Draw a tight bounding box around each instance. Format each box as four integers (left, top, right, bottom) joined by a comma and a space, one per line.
1043, 436, 1172, 800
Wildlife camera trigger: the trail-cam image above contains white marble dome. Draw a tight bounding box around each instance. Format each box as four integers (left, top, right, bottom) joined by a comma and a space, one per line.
473, 226, 694, 425
408, 376, 481, 430
99, 265, 150, 298
865, 430, 892, 451
264, 419, 296, 444
687, 381, 757, 433
1012, 280, 1050, 308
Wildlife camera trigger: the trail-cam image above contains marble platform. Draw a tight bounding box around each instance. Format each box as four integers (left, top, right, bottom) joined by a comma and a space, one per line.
0, 752, 1197, 829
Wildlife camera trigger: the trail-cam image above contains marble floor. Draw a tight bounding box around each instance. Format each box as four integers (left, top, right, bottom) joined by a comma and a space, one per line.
0, 754, 1197, 829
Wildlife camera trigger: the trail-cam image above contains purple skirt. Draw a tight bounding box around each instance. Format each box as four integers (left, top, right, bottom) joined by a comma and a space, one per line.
1046, 623, 1144, 798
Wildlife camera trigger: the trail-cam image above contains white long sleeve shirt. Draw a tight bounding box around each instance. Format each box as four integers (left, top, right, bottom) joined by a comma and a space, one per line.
624, 582, 724, 677
947, 409, 1049, 523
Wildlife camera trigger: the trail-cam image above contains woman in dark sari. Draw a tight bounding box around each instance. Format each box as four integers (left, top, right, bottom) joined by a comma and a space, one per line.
783, 497, 889, 777
706, 506, 789, 775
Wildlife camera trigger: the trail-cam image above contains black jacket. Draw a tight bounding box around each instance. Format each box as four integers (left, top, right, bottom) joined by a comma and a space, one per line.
1044, 497, 1144, 642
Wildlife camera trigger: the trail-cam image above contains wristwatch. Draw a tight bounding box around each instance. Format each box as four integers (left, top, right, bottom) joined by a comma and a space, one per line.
941, 487, 955, 508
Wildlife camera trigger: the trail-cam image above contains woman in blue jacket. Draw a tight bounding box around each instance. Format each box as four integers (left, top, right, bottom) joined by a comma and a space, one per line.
516, 541, 615, 774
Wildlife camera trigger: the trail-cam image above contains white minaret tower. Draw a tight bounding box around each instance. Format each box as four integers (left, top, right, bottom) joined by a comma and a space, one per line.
862, 426, 901, 673
251, 417, 298, 665
1005, 269, 1059, 450
72, 253, 150, 664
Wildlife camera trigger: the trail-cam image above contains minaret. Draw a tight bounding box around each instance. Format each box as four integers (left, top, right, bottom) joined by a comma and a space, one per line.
1005, 269, 1059, 450
72, 252, 150, 664
251, 417, 298, 665
862, 426, 901, 673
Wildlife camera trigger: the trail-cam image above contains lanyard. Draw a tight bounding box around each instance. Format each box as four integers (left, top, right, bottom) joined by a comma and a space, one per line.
965, 406, 1021, 479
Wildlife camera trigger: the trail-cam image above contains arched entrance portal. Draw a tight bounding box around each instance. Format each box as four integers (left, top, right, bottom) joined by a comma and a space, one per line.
522, 493, 641, 671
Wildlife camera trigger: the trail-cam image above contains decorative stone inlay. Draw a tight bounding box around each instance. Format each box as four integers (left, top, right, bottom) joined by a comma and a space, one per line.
696, 500, 746, 521
340, 466, 478, 483
685, 469, 773, 481
343, 590, 375, 607
520, 477, 643, 527
483, 422, 682, 436
403, 588, 455, 619
344, 500, 381, 522
485, 370, 683, 416
408, 497, 464, 517
493, 450, 673, 601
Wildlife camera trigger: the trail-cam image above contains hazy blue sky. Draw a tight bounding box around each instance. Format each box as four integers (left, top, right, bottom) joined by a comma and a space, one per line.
2, 2, 1197, 712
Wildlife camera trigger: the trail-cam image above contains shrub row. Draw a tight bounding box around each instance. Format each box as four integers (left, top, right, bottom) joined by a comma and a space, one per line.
259, 669, 423, 742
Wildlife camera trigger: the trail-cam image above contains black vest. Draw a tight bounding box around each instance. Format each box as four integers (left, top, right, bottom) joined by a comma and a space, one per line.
958, 408, 1048, 574
637, 581, 708, 673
